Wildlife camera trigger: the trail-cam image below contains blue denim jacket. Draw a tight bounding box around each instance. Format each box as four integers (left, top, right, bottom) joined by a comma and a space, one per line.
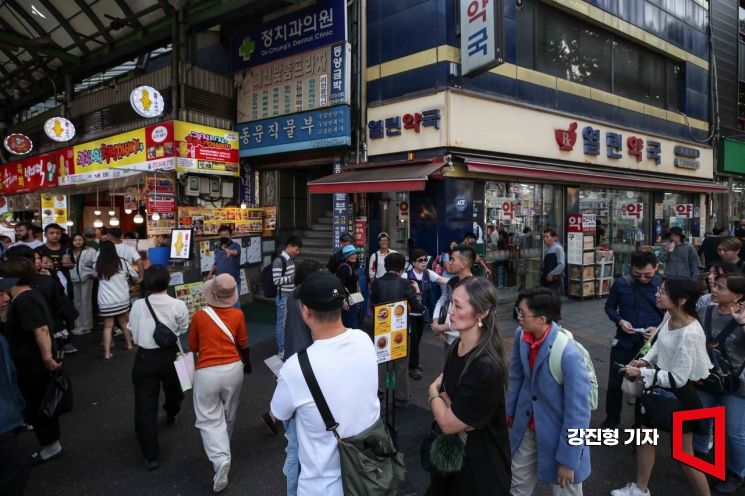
0, 334, 26, 435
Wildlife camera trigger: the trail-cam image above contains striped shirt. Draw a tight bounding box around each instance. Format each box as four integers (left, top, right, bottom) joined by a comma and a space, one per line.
273, 251, 296, 294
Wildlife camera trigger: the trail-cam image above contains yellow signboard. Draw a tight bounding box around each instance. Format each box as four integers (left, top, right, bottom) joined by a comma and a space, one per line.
373, 300, 408, 364
174, 121, 239, 177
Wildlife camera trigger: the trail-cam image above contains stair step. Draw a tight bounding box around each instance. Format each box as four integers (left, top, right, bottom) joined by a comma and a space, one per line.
303, 230, 331, 239
311, 224, 335, 231
302, 239, 332, 249
297, 247, 333, 257
316, 217, 333, 224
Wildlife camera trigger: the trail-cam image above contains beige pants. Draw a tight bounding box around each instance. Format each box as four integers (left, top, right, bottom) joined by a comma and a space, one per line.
193, 360, 244, 471
511, 430, 583, 496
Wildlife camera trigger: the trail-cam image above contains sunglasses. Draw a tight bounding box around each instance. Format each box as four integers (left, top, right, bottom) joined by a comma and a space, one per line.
415, 258, 427, 263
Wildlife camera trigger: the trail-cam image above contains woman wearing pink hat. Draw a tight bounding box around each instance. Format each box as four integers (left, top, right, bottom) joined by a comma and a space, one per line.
188, 274, 249, 493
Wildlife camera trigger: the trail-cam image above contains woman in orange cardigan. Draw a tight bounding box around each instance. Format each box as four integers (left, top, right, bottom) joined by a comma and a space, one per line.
188, 274, 248, 494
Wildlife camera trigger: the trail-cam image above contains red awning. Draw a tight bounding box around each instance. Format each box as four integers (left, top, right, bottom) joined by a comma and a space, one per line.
308, 161, 445, 194
465, 160, 728, 193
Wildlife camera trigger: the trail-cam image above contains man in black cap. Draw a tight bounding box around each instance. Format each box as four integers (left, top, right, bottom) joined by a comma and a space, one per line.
326, 233, 354, 274
658, 226, 700, 279
270, 271, 380, 495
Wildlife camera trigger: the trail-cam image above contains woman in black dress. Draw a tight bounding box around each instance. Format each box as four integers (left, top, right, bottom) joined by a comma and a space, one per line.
426, 276, 511, 495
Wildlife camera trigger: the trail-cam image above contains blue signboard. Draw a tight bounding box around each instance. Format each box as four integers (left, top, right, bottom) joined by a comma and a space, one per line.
237, 105, 352, 157
231, 0, 347, 72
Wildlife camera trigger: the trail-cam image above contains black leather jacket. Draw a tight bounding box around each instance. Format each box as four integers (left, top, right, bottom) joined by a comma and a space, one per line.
371, 272, 424, 313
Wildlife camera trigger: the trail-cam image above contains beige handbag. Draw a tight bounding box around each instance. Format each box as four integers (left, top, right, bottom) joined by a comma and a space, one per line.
620, 313, 669, 398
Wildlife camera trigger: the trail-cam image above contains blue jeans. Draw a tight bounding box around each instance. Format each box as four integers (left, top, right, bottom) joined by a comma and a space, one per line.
283, 419, 299, 496
233, 280, 242, 309
342, 302, 359, 329
275, 293, 288, 356
693, 390, 745, 478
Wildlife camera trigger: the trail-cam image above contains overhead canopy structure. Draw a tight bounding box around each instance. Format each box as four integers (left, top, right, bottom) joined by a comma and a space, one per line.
0, 0, 298, 112
308, 160, 446, 194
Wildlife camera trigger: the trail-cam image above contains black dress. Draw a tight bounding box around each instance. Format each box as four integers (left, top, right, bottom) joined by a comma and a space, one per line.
426, 343, 511, 496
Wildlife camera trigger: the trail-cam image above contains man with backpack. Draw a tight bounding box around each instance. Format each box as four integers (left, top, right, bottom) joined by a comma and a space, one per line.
269, 236, 302, 360
326, 233, 354, 274
602, 251, 662, 429
507, 288, 592, 496
367, 232, 396, 285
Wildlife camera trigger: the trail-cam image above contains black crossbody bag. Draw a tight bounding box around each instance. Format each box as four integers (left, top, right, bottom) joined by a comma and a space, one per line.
699, 306, 745, 395
145, 297, 178, 349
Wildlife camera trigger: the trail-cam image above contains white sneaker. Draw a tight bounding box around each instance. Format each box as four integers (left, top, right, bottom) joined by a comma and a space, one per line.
113, 327, 123, 336
71, 329, 90, 336
213, 460, 230, 493
611, 482, 650, 496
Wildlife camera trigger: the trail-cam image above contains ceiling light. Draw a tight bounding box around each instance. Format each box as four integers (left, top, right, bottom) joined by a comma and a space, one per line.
124, 208, 132, 214
240, 202, 247, 209
108, 210, 116, 216
31, 5, 47, 18
66, 220, 74, 226
109, 216, 120, 226
133, 213, 144, 224
151, 212, 161, 221
93, 218, 103, 228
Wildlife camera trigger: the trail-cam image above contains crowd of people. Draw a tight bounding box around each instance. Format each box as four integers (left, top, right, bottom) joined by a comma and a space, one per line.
4, 220, 745, 496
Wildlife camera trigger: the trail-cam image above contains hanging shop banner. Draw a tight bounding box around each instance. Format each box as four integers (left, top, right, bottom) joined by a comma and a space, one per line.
333, 193, 351, 250
240, 166, 258, 206
675, 203, 694, 218
373, 300, 408, 364
460, 0, 504, 75
40, 193, 68, 230
621, 203, 644, 219
354, 218, 366, 248
0, 148, 73, 195
231, 0, 347, 71
237, 105, 351, 157
67, 123, 175, 185
236, 42, 351, 122
178, 206, 264, 235
4, 134, 33, 155
174, 121, 240, 177
130, 86, 165, 118
146, 196, 177, 236
44, 117, 76, 142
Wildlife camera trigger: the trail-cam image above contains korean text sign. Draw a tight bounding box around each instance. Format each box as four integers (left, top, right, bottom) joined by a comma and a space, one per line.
231, 0, 347, 71
0, 148, 73, 195
174, 121, 239, 177
460, 0, 503, 75
237, 105, 351, 157
373, 301, 408, 364
236, 42, 350, 122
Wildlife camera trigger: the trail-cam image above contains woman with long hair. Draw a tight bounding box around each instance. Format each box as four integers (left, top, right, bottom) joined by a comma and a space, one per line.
693, 274, 745, 494
426, 277, 510, 495
697, 261, 740, 310
95, 240, 138, 359
614, 277, 711, 496
69, 233, 97, 336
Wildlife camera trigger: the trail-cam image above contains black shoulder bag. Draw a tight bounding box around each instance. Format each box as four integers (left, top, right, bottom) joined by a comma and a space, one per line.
145, 297, 178, 349
298, 349, 405, 496
699, 306, 745, 395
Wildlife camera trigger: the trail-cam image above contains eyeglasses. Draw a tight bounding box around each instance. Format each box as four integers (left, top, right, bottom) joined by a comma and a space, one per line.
515, 307, 539, 320
655, 287, 668, 295
415, 258, 427, 263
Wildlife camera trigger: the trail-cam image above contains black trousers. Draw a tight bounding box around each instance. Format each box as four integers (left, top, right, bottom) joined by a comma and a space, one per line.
0, 430, 30, 496
17, 370, 60, 448
605, 343, 644, 425
131, 347, 184, 461
409, 315, 425, 371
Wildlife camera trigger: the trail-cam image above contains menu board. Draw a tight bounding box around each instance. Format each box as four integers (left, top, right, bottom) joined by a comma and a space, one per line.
40, 192, 67, 230
178, 207, 263, 235
174, 281, 206, 317
373, 300, 408, 364
146, 196, 177, 235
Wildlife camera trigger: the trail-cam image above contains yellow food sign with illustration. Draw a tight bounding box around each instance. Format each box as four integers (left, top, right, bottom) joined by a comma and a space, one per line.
373, 300, 408, 364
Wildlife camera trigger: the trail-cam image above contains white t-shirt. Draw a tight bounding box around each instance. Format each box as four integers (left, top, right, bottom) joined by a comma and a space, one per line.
10, 239, 42, 249
270, 328, 380, 496
368, 249, 396, 280
115, 243, 141, 264
128, 293, 189, 349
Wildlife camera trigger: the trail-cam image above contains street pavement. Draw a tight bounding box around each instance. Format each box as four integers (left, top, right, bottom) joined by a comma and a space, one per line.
21, 297, 707, 496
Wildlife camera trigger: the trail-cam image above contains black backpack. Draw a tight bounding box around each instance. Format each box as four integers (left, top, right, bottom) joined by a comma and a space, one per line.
261, 256, 287, 298
145, 297, 177, 349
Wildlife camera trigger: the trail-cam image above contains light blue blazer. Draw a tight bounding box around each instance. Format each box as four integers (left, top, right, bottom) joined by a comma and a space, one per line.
506, 323, 592, 484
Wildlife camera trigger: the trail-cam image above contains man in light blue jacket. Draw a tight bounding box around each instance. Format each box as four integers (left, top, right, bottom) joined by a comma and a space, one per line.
507, 288, 591, 495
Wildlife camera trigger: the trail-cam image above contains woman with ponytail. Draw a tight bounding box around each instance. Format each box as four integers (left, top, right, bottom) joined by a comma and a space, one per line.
426, 277, 511, 495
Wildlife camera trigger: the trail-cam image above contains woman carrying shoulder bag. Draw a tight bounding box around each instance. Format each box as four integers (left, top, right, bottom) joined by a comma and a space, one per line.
426, 277, 511, 495
69, 234, 96, 336
693, 274, 745, 494
128, 265, 189, 471
188, 274, 249, 494
614, 277, 711, 496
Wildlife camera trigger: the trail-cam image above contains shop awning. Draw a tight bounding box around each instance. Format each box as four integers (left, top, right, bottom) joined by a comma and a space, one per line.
465, 159, 729, 193
308, 161, 445, 194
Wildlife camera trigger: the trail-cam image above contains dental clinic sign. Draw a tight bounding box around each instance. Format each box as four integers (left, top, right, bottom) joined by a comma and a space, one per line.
460, 0, 503, 76
231, 0, 347, 71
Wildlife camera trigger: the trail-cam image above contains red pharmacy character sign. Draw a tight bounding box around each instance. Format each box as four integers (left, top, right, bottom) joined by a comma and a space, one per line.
555, 122, 578, 151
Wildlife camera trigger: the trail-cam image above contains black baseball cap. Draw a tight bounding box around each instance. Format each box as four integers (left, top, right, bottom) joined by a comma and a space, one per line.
339, 233, 353, 243
0, 276, 18, 291
298, 272, 346, 311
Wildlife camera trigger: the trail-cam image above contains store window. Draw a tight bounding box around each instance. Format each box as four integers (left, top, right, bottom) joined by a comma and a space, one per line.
484, 181, 563, 290
518, 0, 683, 111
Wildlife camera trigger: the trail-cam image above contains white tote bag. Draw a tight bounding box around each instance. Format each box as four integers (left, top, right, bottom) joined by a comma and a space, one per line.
173, 338, 195, 392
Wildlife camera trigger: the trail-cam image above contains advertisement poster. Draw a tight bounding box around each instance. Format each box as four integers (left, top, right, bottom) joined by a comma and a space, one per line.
247, 236, 262, 264
582, 213, 596, 233
179, 207, 264, 235
199, 240, 216, 273
174, 121, 240, 177
236, 42, 350, 122
174, 281, 206, 318
146, 196, 177, 235
621, 203, 644, 219
40, 193, 67, 231
567, 233, 584, 265
373, 301, 408, 364
169, 228, 192, 259
0, 148, 73, 195
262, 206, 277, 235
231, 0, 347, 71
354, 218, 366, 247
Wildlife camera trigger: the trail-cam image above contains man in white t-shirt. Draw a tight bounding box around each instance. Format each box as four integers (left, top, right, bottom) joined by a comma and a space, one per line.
108, 228, 143, 282
10, 222, 42, 249
367, 232, 396, 283
270, 272, 379, 496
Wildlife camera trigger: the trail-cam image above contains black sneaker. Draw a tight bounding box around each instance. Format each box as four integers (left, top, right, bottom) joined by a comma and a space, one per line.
260, 412, 280, 436
713, 474, 745, 494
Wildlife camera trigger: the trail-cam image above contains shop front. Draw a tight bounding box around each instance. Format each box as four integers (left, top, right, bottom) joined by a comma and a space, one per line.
350, 90, 724, 295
